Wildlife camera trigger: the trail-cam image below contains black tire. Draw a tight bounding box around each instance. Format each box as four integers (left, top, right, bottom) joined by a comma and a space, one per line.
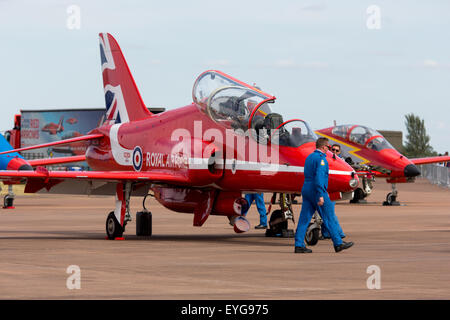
3, 195, 13, 208
350, 188, 365, 203
386, 192, 396, 205
305, 224, 320, 246
106, 211, 123, 239
269, 209, 287, 234
136, 211, 152, 236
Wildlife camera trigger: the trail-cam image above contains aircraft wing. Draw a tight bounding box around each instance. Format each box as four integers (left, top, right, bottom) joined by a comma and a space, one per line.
0, 169, 190, 195
410, 156, 450, 166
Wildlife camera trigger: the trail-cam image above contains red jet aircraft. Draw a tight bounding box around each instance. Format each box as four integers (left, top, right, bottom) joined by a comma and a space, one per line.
0, 33, 358, 239
41, 116, 64, 135
316, 124, 450, 205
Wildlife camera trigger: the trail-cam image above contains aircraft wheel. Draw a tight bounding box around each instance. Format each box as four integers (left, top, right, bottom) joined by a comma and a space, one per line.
3, 195, 14, 208
106, 211, 124, 239
267, 209, 287, 235
350, 188, 365, 203
305, 223, 320, 246
383, 192, 397, 206
136, 211, 152, 236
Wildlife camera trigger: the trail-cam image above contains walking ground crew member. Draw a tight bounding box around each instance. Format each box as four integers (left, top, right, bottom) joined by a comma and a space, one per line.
243, 193, 268, 229
320, 143, 345, 239
294, 137, 354, 253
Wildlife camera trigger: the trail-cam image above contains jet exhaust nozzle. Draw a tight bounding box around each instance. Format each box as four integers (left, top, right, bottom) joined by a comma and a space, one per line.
230, 215, 250, 233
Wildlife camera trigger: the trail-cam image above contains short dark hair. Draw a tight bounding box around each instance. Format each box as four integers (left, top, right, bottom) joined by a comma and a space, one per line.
332, 144, 341, 150
316, 137, 329, 149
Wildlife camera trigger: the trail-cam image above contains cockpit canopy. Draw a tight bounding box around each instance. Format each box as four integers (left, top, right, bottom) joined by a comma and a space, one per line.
193, 70, 275, 132
332, 125, 394, 151
192, 70, 316, 147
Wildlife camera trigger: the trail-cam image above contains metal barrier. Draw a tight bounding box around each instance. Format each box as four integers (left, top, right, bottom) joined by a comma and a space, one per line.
419, 164, 450, 188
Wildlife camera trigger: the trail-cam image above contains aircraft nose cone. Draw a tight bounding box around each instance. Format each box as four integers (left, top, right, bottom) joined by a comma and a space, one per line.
404, 164, 420, 177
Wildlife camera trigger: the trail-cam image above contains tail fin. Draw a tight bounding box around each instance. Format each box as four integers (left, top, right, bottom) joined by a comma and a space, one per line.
99, 33, 152, 124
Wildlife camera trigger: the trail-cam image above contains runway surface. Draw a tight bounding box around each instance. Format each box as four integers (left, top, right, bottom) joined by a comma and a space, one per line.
0, 178, 449, 299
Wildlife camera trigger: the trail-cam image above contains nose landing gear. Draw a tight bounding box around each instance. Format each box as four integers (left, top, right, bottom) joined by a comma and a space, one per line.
3, 185, 15, 209
383, 183, 400, 206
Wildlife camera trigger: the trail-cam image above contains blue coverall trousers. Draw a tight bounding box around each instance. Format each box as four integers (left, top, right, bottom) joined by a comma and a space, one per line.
243, 193, 267, 226
320, 201, 346, 238
294, 185, 343, 248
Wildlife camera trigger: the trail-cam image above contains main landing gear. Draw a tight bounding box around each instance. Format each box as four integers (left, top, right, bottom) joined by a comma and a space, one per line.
383, 183, 400, 206
265, 193, 295, 238
106, 182, 130, 239
305, 212, 322, 246
264, 193, 324, 245
105, 183, 153, 239
106, 211, 124, 239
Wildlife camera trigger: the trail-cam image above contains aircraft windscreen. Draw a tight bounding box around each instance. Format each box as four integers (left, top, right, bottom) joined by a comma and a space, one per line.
271, 120, 318, 148
367, 136, 394, 151
349, 126, 379, 146
249, 102, 283, 144
331, 125, 352, 139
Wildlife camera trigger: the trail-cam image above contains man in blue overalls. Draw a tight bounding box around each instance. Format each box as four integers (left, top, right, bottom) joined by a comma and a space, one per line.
243, 193, 268, 229
294, 137, 354, 253
320, 143, 346, 239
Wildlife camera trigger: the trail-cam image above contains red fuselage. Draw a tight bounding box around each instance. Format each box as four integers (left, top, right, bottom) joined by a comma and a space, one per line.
86, 104, 357, 196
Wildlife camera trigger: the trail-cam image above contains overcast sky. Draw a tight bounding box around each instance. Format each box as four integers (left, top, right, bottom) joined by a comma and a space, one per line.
0, 0, 449, 152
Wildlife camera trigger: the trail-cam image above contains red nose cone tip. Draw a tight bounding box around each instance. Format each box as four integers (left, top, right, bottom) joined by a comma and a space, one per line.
6, 158, 32, 171
404, 164, 421, 178
233, 216, 250, 233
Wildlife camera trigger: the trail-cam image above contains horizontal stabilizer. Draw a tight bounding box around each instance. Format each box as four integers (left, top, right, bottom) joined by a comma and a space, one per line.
28, 155, 87, 167
0, 134, 103, 156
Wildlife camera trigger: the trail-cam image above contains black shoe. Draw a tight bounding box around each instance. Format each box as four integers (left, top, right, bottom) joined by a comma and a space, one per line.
334, 241, 354, 253
254, 224, 267, 229
295, 246, 312, 253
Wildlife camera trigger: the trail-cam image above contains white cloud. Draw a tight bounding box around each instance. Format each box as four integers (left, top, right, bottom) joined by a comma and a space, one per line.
423, 59, 450, 68
424, 59, 438, 67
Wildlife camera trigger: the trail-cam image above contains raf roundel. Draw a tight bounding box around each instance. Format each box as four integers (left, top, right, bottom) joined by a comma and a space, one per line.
132, 146, 143, 172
